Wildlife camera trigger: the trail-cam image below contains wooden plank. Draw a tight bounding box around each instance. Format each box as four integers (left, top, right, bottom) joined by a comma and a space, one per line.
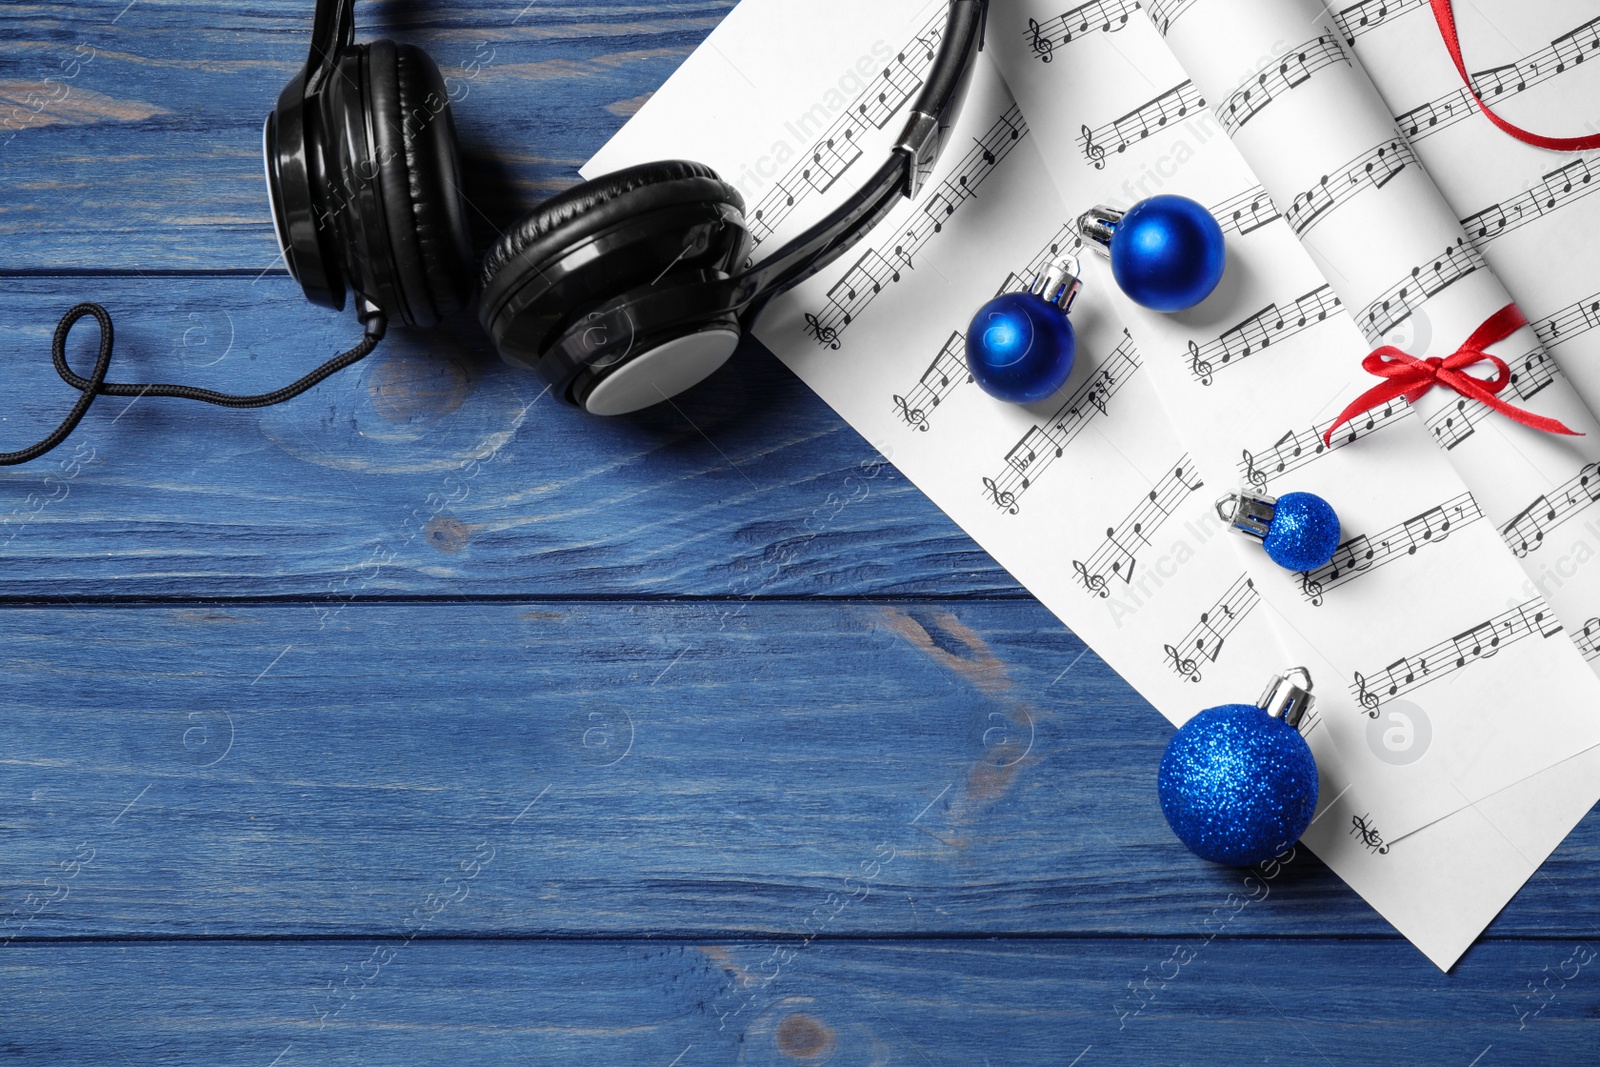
2, 600, 1596, 942
0, 277, 1017, 599
1, 939, 1594, 1063
0, 0, 736, 270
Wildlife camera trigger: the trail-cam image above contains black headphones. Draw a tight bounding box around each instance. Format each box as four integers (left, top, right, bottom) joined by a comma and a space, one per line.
4, 0, 988, 466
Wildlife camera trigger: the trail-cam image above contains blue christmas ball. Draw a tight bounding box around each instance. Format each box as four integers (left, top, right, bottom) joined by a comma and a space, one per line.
1159, 703, 1319, 866
1263, 491, 1341, 572
1110, 195, 1227, 312
964, 291, 1077, 404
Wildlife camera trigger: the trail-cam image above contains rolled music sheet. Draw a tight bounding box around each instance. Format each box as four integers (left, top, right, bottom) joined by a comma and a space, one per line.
1155, 0, 1600, 676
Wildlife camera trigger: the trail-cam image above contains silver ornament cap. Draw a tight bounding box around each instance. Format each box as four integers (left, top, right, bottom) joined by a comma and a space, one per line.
1078, 204, 1124, 258
1031, 252, 1083, 314
1217, 490, 1278, 542
1258, 667, 1314, 729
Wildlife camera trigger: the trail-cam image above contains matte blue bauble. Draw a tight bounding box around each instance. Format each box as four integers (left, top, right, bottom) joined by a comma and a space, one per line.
1159, 703, 1319, 866
1263, 491, 1341, 572
965, 291, 1077, 404
1110, 195, 1227, 312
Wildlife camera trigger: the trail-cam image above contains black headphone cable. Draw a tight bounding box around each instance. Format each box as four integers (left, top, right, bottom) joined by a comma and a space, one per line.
1, 302, 387, 466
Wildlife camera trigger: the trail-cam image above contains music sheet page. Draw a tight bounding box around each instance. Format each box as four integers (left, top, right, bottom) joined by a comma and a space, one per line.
586, 0, 1600, 968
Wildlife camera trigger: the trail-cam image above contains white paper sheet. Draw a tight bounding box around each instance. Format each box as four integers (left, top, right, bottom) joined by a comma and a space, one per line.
585, 0, 1600, 968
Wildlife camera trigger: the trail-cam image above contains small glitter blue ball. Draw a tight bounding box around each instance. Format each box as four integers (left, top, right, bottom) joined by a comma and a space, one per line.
1110, 195, 1227, 312
1159, 703, 1319, 866
964, 291, 1077, 404
1263, 491, 1342, 572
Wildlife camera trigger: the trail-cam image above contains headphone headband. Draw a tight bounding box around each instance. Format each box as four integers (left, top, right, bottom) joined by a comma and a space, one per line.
735, 0, 990, 313
306, 0, 356, 95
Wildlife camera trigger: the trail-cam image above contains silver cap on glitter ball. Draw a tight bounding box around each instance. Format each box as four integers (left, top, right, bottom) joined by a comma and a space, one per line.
1258, 667, 1315, 729
1216, 490, 1277, 541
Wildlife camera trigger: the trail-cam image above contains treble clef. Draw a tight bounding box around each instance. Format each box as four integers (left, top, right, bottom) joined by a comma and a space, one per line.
1163, 643, 1201, 683
1352, 671, 1381, 718
1350, 815, 1390, 855
1081, 124, 1107, 170
804, 313, 841, 350
1189, 340, 1214, 386
1241, 449, 1268, 492
1300, 570, 1325, 607
1073, 560, 1109, 598
1029, 18, 1055, 63
983, 477, 1019, 515
893, 395, 929, 432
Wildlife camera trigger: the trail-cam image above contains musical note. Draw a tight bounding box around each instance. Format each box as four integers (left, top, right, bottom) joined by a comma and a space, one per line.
1071, 458, 1202, 596
1187, 286, 1342, 383
1348, 597, 1565, 711
984, 334, 1142, 510
1397, 16, 1600, 142
1239, 400, 1412, 490
1078, 81, 1206, 168
801, 133, 865, 196
894, 332, 970, 432
1423, 348, 1559, 450
1357, 238, 1486, 345
1575, 618, 1600, 661
1211, 185, 1281, 237
1163, 575, 1258, 682
1024, 0, 1142, 62
1535, 290, 1600, 350
1350, 814, 1390, 855
1461, 157, 1598, 248
1300, 493, 1482, 605
1146, 0, 1199, 35
1332, 0, 1427, 45
1285, 138, 1418, 237
1219, 35, 1351, 136
1500, 463, 1600, 558
802, 107, 1027, 344
746, 9, 946, 248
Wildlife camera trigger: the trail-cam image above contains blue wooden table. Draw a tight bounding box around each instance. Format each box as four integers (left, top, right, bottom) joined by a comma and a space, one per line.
2, 3, 1598, 1062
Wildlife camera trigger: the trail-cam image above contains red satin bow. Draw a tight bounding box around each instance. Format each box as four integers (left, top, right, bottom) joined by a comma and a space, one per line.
1430, 0, 1600, 152
1322, 304, 1582, 447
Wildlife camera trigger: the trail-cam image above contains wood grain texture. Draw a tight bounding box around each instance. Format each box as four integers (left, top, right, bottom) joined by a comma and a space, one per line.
2, 600, 1598, 947
0, 1, 735, 270
3, 940, 1597, 1065
0, 278, 1017, 600
3, 0, 1596, 1058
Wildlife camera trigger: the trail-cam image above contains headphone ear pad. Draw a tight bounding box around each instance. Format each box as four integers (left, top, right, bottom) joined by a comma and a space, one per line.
478, 162, 750, 375
363, 39, 473, 327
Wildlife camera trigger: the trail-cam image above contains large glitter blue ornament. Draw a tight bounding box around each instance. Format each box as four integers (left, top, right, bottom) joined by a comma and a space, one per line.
965, 255, 1082, 404
1079, 196, 1227, 312
1159, 670, 1320, 866
1219, 490, 1342, 572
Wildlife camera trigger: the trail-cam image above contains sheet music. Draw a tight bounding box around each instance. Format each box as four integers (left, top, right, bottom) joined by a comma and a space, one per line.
587, 2, 1301, 767
992, 0, 1600, 966
587, 0, 1600, 969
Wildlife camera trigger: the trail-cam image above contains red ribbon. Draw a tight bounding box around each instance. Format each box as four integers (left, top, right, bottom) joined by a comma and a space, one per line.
1430, 0, 1600, 152
1322, 304, 1582, 447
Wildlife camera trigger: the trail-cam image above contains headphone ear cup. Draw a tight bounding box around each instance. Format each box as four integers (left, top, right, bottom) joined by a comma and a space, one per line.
334, 39, 472, 328
478, 161, 752, 394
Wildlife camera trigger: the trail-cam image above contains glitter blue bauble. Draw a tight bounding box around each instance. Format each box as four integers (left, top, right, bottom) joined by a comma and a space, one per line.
1159, 703, 1319, 866
1110, 195, 1227, 312
1263, 491, 1341, 572
964, 291, 1078, 404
